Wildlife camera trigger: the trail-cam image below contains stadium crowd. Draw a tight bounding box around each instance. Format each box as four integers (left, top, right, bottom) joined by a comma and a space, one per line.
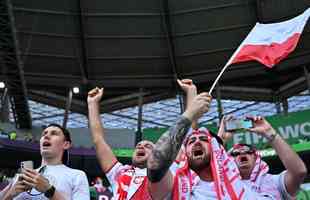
0, 79, 307, 200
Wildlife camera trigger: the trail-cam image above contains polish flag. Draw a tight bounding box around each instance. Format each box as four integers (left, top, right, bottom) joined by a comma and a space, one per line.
209, 8, 310, 94
228, 8, 310, 68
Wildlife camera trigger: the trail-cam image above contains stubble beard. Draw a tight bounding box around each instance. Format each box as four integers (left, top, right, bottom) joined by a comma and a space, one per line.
188, 155, 210, 172
132, 158, 147, 169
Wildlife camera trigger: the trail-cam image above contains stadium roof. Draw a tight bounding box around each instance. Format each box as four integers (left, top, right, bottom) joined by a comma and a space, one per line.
17, 90, 309, 129
0, 0, 310, 129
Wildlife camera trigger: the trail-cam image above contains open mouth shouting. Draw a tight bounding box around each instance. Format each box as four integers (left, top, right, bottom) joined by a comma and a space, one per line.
42, 141, 52, 149
136, 150, 146, 158
192, 147, 205, 160
237, 155, 249, 167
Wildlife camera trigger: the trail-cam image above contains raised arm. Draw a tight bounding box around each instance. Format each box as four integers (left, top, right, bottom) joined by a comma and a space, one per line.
177, 79, 198, 129
87, 87, 117, 172
147, 92, 212, 200
217, 115, 234, 145
249, 116, 307, 197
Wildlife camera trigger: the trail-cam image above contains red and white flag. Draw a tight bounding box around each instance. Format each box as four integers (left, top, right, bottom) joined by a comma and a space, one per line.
209, 8, 310, 94
228, 8, 310, 68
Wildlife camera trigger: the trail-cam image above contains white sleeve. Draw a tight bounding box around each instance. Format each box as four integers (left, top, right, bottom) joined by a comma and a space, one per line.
106, 162, 127, 195
106, 162, 124, 185
272, 171, 295, 200
71, 171, 90, 200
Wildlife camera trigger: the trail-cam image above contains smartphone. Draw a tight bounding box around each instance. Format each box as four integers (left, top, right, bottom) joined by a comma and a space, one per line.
20, 161, 34, 170
225, 119, 253, 131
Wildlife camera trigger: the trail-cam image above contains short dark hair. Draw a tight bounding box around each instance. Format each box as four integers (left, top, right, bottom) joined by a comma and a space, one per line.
44, 124, 72, 164
46, 123, 71, 142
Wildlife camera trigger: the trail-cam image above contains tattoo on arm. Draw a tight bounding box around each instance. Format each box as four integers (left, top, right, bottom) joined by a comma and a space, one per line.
147, 116, 191, 182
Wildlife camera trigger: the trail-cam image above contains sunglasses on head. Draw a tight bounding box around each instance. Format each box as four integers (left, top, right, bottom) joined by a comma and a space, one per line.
230, 150, 254, 157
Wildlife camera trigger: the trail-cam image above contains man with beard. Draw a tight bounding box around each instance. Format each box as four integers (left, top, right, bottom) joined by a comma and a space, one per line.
224, 116, 307, 199
147, 92, 279, 199
0, 124, 90, 200
149, 126, 276, 199
87, 87, 211, 200
88, 87, 154, 200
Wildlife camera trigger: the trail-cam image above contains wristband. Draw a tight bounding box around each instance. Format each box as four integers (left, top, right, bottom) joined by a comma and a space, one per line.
264, 130, 277, 143
44, 185, 56, 198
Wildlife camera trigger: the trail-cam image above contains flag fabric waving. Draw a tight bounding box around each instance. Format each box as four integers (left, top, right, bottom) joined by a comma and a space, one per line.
228, 8, 310, 68
209, 8, 310, 94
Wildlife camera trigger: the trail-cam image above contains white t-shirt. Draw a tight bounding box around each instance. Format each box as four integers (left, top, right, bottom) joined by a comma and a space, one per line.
190, 180, 217, 199
189, 179, 275, 200
242, 171, 294, 200
13, 164, 90, 200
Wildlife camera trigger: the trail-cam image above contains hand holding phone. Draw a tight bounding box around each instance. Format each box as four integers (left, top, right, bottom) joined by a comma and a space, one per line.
20, 161, 34, 170
225, 118, 254, 131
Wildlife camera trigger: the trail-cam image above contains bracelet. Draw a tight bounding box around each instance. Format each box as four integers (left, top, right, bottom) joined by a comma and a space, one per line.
44, 185, 56, 198
264, 130, 277, 143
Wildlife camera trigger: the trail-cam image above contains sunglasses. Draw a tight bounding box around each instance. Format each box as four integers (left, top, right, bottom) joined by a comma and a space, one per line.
230, 150, 254, 157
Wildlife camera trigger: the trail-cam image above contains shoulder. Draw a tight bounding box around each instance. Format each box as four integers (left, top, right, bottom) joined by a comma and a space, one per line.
266, 171, 295, 199
108, 162, 132, 174
251, 173, 280, 189
264, 172, 284, 183
106, 162, 133, 181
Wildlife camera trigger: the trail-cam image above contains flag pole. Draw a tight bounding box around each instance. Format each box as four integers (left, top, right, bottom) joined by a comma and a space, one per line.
209, 8, 310, 94
208, 62, 230, 94
208, 23, 258, 95
208, 41, 244, 94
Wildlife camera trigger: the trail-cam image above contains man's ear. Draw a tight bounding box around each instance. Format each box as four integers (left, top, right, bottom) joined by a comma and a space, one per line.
63, 141, 71, 150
